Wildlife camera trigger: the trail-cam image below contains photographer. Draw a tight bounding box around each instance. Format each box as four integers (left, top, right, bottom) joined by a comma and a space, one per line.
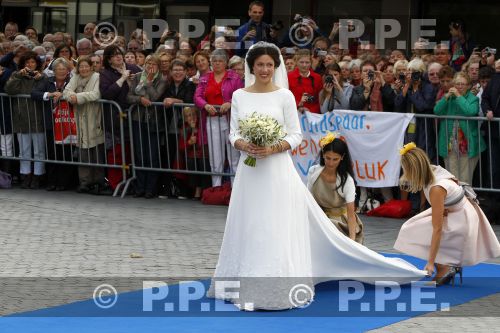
287, 49, 323, 114
319, 63, 351, 112
395, 58, 437, 161
349, 60, 384, 112
310, 37, 330, 75
4, 51, 46, 189
236, 1, 272, 56
279, 15, 327, 50
479, 47, 496, 67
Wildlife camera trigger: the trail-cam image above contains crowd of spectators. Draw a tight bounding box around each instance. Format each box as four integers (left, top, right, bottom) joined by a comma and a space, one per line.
0, 1, 499, 209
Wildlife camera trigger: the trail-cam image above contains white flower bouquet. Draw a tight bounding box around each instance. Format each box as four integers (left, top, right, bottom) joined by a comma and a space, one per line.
238, 112, 286, 167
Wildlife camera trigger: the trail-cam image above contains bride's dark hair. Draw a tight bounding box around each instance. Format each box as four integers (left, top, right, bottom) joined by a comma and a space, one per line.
319, 138, 355, 191
246, 43, 281, 74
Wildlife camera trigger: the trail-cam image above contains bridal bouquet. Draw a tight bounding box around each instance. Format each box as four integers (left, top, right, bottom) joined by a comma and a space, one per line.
238, 112, 286, 167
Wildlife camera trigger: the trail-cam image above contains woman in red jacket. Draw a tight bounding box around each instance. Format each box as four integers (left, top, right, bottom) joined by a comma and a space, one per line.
287, 49, 323, 114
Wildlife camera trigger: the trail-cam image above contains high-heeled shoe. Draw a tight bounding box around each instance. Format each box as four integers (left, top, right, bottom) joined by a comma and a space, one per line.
436, 266, 463, 286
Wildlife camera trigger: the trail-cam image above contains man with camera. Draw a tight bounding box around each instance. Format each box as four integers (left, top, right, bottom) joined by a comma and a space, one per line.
236, 1, 272, 56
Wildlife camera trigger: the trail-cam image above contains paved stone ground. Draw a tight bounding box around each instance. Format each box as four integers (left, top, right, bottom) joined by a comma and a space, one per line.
0, 188, 499, 331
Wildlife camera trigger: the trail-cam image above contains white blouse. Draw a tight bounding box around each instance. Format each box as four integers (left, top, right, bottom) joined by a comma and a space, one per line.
307, 164, 356, 203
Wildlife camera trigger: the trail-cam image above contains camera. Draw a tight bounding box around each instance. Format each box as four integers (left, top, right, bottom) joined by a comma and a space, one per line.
248, 22, 257, 33
485, 47, 497, 55
399, 73, 406, 84
26, 69, 36, 77
367, 70, 375, 81
324, 74, 334, 84
303, 93, 314, 103
411, 71, 422, 82
314, 48, 327, 57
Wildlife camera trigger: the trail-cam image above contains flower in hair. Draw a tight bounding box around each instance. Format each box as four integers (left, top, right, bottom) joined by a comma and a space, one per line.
400, 142, 417, 156
319, 132, 336, 149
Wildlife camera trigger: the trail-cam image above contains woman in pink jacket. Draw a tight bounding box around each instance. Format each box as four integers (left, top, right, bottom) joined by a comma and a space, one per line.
194, 49, 244, 187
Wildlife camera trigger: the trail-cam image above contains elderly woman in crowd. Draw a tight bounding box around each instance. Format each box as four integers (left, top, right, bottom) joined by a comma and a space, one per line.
434, 72, 486, 185
463, 58, 480, 92
349, 59, 362, 87
338, 60, 351, 83
157, 52, 173, 81
194, 49, 243, 187
127, 54, 167, 198
161, 59, 197, 198
395, 58, 437, 158
99, 44, 141, 137
31, 57, 75, 191
63, 56, 103, 193
228, 55, 245, 82
4, 51, 45, 189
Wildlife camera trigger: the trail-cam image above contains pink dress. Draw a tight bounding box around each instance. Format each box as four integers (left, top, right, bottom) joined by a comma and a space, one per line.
394, 166, 500, 266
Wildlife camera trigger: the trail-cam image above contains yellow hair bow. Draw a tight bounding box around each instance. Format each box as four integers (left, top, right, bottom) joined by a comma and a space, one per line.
400, 142, 416, 155
319, 132, 336, 149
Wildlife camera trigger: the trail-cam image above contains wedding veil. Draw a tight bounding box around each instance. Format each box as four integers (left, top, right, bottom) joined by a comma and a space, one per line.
244, 41, 289, 89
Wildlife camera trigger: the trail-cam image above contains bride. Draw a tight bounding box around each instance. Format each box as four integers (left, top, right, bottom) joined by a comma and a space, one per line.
207, 42, 426, 311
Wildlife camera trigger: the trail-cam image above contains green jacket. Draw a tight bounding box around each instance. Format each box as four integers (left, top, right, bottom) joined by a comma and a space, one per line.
433, 90, 485, 158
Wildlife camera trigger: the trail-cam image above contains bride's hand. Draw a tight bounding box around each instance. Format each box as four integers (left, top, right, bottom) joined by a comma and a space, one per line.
250, 145, 273, 159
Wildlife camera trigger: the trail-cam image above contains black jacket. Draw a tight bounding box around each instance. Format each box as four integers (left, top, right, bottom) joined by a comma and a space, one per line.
31, 75, 71, 130
162, 78, 196, 131
481, 72, 500, 138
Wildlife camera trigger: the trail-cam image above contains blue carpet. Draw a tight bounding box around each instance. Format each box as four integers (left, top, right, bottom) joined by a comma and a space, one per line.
2, 254, 499, 333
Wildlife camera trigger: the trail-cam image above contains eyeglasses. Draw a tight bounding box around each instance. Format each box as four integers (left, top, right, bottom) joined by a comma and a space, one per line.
455, 82, 468, 86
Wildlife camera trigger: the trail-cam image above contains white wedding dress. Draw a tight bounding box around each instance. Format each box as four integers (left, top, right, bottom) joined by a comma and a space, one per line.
207, 88, 426, 310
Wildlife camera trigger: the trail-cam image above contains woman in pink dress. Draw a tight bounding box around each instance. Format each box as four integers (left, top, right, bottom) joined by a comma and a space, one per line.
394, 143, 500, 285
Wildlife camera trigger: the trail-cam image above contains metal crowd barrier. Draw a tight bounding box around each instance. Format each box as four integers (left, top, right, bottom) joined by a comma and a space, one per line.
412, 113, 500, 193
0, 93, 128, 197
121, 102, 238, 197
2, 93, 500, 197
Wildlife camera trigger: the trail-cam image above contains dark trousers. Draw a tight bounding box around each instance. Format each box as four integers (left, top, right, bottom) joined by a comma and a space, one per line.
78, 144, 105, 186
45, 130, 78, 188
187, 157, 211, 191
132, 121, 160, 193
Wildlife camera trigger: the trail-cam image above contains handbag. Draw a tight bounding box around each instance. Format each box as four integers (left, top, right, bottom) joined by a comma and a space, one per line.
201, 183, 232, 206
366, 199, 412, 218
0, 170, 12, 189
53, 100, 77, 144
358, 191, 381, 214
